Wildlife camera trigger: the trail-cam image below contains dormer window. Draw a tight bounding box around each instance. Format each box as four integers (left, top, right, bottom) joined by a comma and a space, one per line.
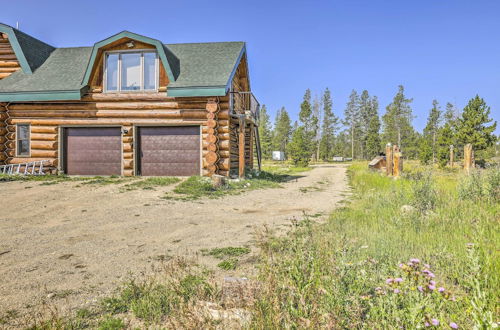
104, 51, 158, 92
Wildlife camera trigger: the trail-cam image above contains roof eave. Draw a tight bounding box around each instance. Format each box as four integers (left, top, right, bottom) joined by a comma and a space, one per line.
224, 44, 247, 92
0, 88, 86, 102
167, 86, 227, 97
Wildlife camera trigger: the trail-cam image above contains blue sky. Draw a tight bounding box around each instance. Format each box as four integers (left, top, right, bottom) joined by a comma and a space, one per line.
2, 0, 499, 133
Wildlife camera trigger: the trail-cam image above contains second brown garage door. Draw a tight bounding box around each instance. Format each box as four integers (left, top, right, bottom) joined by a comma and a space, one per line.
137, 126, 200, 176
64, 127, 122, 176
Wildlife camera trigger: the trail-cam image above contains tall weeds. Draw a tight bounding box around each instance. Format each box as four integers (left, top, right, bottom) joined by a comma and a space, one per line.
250, 163, 499, 328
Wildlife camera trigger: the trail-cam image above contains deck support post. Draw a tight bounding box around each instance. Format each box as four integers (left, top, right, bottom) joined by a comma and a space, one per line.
238, 116, 245, 178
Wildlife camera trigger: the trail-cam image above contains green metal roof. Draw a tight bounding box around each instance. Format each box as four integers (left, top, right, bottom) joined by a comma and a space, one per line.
0, 25, 246, 101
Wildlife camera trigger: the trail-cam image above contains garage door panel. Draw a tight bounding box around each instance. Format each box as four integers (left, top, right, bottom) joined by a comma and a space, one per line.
142, 150, 199, 163
140, 136, 199, 151
139, 126, 200, 176
65, 128, 121, 176
141, 163, 199, 177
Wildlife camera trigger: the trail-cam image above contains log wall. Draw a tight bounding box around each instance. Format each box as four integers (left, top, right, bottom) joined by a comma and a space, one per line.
0, 33, 21, 80
0, 93, 231, 176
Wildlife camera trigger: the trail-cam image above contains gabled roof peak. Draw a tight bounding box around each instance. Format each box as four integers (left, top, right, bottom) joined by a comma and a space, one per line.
81, 30, 179, 86
0, 23, 55, 74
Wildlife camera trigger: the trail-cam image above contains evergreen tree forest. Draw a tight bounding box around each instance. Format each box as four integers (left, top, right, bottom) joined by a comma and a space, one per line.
257, 87, 498, 166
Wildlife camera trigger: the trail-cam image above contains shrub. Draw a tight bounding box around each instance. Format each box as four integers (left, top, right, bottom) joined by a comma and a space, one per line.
458, 168, 500, 202
410, 172, 437, 213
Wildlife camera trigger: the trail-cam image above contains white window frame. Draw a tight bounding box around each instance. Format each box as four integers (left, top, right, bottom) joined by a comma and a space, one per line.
103, 50, 159, 93
16, 123, 31, 157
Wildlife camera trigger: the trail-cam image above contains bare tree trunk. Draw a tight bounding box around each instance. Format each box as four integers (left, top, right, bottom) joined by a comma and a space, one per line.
397, 128, 401, 148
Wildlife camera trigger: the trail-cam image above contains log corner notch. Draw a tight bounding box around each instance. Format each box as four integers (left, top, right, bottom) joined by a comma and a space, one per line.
205, 98, 220, 176
0, 103, 7, 165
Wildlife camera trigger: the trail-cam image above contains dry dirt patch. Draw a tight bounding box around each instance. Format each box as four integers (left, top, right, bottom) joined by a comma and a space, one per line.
0, 165, 349, 321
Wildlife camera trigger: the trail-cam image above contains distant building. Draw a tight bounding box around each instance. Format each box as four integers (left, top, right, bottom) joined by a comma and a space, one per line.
272, 151, 285, 161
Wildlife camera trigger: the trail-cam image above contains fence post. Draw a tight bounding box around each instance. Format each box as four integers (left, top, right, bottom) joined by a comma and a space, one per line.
385, 143, 393, 176
449, 145, 454, 168
393, 145, 403, 177
464, 144, 474, 174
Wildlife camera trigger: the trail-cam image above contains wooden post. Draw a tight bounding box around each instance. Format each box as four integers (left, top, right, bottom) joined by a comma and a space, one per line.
238, 117, 246, 178
249, 123, 254, 169
449, 145, 454, 168
385, 143, 393, 176
393, 145, 402, 177
464, 144, 474, 174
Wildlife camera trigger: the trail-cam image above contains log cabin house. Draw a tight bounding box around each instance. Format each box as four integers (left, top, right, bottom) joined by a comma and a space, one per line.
0, 23, 261, 177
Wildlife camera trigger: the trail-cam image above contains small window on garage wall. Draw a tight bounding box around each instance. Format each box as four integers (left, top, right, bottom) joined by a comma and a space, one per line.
16, 124, 30, 156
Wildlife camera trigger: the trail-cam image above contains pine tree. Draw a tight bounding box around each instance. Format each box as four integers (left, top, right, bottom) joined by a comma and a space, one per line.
382, 85, 414, 150
319, 88, 338, 160
364, 96, 381, 159
298, 89, 317, 158
311, 95, 322, 161
333, 131, 351, 157
420, 100, 442, 164
456, 95, 497, 154
288, 126, 310, 166
258, 105, 273, 159
343, 90, 361, 159
358, 90, 371, 158
437, 122, 454, 167
272, 107, 292, 154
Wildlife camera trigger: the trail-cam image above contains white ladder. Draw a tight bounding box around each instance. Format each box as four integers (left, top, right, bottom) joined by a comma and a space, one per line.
0, 160, 49, 176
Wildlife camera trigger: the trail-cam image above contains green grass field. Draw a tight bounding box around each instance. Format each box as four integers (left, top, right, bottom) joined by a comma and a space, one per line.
251, 162, 499, 328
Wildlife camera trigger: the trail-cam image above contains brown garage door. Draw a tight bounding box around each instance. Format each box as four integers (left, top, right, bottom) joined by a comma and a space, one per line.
138, 126, 200, 176
64, 127, 121, 176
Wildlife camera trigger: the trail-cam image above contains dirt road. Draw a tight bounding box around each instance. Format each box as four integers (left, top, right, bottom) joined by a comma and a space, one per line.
0, 165, 348, 320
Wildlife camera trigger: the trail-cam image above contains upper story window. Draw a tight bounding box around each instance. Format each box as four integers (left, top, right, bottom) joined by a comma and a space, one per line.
105, 51, 158, 92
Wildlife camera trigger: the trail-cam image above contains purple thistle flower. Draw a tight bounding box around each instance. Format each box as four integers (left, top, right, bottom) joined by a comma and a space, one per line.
449, 322, 458, 328
429, 280, 436, 286
399, 263, 404, 268
424, 263, 431, 269
427, 272, 436, 278
417, 285, 424, 292
393, 288, 400, 294
395, 277, 403, 283
428, 285, 436, 291
386, 278, 393, 284
431, 319, 439, 326
425, 322, 430, 327
410, 258, 420, 264
438, 287, 445, 293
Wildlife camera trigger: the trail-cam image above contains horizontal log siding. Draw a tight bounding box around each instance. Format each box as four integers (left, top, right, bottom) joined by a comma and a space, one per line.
2, 94, 230, 176
0, 33, 21, 80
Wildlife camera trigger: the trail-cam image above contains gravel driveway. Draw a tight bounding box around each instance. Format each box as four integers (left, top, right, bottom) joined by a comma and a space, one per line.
0, 164, 349, 322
